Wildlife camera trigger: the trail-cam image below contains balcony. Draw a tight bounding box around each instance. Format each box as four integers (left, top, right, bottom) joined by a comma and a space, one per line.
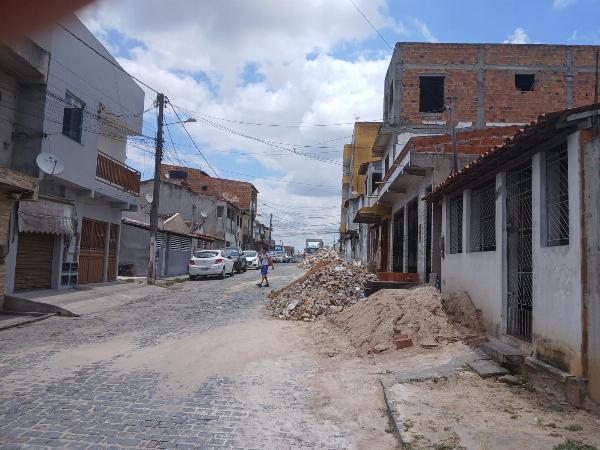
96, 151, 141, 195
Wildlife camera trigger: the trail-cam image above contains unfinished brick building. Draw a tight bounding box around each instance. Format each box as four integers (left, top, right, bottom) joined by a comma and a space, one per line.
159, 165, 258, 248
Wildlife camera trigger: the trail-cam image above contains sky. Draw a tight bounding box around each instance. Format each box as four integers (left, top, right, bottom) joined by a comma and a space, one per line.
79, 0, 600, 250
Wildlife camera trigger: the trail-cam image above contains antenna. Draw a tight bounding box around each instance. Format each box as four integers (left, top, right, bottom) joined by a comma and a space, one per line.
36, 153, 64, 175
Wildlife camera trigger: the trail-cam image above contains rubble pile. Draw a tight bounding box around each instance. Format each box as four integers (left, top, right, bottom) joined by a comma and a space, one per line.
330, 286, 486, 353
266, 261, 377, 320
297, 247, 341, 269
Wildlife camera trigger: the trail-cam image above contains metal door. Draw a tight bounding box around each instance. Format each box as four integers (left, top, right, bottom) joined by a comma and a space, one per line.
392, 208, 404, 272
407, 198, 418, 273
506, 162, 533, 341
79, 218, 107, 284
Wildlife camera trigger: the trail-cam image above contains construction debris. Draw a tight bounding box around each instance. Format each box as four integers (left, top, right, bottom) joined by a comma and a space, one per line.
297, 247, 341, 269
266, 260, 377, 320
330, 286, 486, 353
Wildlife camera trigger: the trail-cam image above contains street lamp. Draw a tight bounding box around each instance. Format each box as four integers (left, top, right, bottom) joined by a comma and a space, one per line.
164, 117, 197, 126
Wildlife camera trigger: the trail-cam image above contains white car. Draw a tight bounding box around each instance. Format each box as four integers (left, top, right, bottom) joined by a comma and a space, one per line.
244, 250, 259, 269
189, 250, 235, 280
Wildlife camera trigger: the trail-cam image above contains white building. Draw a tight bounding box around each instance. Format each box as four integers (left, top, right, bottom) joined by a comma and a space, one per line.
427, 104, 600, 405
0, 15, 144, 292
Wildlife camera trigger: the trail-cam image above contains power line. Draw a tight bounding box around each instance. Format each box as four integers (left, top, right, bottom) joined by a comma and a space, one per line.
348, 0, 393, 51
168, 100, 219, 176
58, 24, 158, 93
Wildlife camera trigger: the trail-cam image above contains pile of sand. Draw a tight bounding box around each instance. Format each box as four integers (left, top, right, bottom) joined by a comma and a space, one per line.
266, 260, 377, 320
330, 286, 486, 353
298, 247, 341, 269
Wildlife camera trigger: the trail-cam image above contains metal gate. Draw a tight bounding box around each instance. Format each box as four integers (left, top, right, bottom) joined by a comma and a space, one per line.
107, 224, 119, 282
392, 208, 404, 272
407, 198, 418, 273
506, 162, 533, 341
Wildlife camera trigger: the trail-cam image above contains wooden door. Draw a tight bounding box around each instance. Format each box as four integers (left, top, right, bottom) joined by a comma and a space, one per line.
78, 218, 107, 284
14, 232, 54, 290
107, 224, 119, 281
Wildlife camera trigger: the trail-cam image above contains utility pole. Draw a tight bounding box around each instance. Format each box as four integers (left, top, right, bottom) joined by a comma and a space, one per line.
268, 213, 273, 250
147, 93, 165, 284
447, 96, 458, 175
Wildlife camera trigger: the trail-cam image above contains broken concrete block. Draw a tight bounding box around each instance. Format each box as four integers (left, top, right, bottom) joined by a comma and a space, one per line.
468, 359, 509, 378
498, 374, 524, 385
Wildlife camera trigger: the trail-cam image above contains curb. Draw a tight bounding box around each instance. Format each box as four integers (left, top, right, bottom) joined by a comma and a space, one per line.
0, 314, 54, 332
380, 377, 407, 447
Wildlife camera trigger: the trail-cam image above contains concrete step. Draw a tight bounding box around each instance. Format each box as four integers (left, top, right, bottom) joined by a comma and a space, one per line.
480, 335, 525, 368
468, 358, 510, 378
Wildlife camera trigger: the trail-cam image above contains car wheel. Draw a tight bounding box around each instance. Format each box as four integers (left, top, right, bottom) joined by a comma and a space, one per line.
230, 266, 235, 277
219, 268, 225, 280
189, 275, 197, 281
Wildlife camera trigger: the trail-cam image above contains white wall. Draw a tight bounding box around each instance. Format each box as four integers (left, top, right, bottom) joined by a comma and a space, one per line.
440, 134, 584, 375
441, 173, 504, 334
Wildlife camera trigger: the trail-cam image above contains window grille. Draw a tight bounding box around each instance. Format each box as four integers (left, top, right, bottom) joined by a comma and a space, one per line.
546, 143, 569, 246
169, 235, 181, 250
449, 195, 463, 254
470, 182, 496, 252
180, 238, 191, 252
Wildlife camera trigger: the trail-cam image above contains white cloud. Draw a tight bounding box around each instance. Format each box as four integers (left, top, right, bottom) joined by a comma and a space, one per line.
552, 0, 577, 9
412, 18, 439, 43
503, 27, 531, 44
80, 0, 394, 249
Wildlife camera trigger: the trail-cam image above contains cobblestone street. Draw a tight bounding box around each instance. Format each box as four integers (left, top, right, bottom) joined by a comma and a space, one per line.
0, 266, 388, 450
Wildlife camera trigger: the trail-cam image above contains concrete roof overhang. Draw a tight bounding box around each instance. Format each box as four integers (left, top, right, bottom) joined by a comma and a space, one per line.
353, 204, 392, 224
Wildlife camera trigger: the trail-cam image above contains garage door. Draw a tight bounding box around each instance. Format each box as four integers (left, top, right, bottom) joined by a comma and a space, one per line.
78, 218, 106, 284
14, 232, 54, 291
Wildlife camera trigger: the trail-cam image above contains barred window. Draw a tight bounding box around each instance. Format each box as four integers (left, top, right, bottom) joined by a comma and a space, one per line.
546, 143, 569, 246
449, 195, 463, 254
470, 183, 496, 252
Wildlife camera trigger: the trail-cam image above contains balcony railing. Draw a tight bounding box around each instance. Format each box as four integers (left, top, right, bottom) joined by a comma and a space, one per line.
96, 151, 141, 195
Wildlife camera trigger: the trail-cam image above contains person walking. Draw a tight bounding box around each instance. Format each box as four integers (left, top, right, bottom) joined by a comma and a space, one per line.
257, 248, 274, 287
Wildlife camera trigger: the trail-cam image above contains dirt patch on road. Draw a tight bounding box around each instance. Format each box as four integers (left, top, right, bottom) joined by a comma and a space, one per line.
329, 287, 485, 354
391, 370, 600, 450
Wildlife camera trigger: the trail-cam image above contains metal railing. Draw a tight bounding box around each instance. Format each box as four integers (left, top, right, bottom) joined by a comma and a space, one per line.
96, 151, 141, 195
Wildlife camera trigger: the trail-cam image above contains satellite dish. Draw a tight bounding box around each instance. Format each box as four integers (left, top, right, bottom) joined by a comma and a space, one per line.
145, 193, 153, 203
36, 153, 64, 175
200, 209, 208, 219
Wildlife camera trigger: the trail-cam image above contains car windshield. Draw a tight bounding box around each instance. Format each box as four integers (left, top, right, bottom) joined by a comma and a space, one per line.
244, 251, 257, 257
193, 251, 218, 258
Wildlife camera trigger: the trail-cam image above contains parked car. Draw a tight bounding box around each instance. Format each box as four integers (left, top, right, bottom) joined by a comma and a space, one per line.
189, 250, 235, 280
244, 250, 259, 269
223, 247, 247, 273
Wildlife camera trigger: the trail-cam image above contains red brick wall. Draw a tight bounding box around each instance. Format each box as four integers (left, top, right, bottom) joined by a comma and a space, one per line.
159, 165, 257, 211
392, 43, 600, 127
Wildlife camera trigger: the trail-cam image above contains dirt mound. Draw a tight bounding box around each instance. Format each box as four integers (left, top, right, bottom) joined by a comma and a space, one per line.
266, 261, 377, 320
298, 247, 341, 269
330, 286, 486, 353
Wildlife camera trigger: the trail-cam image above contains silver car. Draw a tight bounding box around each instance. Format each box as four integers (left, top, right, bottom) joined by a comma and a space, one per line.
189, 250, 235, 280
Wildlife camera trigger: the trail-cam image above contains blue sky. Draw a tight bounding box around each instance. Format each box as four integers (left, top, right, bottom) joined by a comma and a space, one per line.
82, 0, 599, 248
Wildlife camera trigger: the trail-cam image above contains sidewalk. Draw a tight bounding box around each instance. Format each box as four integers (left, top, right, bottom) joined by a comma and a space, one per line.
5, 281, 162, 316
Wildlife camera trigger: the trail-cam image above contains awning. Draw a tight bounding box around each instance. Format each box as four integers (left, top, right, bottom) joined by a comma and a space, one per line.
353, 204, 391, 224
18, 198, 75, 235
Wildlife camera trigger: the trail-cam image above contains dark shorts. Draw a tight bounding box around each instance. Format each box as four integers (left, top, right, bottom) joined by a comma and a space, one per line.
261, 266, 269, 275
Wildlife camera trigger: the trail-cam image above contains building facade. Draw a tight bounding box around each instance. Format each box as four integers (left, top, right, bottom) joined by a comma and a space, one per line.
427, 105, 600, 405
159, 165, 258, 249
1, 16, 144, 294
353, 42, 600, 283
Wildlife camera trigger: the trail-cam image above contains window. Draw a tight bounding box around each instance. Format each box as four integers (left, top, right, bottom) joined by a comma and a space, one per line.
62, 91, 84, 142
470, 183, 496, 252
419, 76, 444, 113
371, 172, 382, 193
169, 170, 188, 180
227, 207, 231, 219
217, 206, 224, 218
201, 185, 208, 191
449, 195, 463, 254
515, 74, 535, 91
546, 143, 569, 246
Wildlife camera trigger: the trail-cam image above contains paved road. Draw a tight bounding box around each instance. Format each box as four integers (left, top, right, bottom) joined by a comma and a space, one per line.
0, 265, 358, 450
